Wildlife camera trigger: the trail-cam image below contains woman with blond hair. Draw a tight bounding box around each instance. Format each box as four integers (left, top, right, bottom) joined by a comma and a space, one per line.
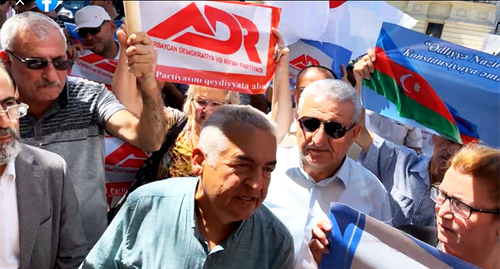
112, 24, 292, 181
431, 143, 500, 269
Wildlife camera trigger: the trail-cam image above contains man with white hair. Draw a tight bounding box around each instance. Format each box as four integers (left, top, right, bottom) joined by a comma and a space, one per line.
0, 12, 165, 251
0, 62, 87, 268
264, 79, 391, 268
80, 105, 295, 269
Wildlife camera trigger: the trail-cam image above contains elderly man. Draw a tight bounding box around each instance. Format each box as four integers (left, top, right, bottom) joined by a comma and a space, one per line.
0, 12, 165, 250
353, 49, 462, 227
80, 105, 295, 269
0, 62, 87, 268
264, 79, 391, 268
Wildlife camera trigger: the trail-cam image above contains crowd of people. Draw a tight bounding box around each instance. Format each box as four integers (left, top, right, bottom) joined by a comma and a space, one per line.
0, 1, 498, 269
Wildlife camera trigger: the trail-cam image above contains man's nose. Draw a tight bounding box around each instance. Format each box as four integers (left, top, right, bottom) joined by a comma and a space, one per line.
311, 125, 329, 146
0, 112, 11, 128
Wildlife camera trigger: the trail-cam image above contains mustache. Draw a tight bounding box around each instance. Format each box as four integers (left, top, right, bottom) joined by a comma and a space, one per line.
0, 127, 20, 140
36, 80, 61, 88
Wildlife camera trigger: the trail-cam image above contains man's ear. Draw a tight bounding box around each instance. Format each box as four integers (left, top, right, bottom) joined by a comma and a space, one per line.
109, 20, 117, 33
350, 124, 362, 140
191, 148, 205, 176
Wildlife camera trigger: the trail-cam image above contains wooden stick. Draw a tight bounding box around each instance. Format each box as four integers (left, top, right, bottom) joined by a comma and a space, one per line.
124, 1, 142, 34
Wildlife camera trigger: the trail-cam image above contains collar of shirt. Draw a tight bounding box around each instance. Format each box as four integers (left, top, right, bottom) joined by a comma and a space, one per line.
189, 178, 247, 253
295, 152, 349, 188
0, 159, 16, 185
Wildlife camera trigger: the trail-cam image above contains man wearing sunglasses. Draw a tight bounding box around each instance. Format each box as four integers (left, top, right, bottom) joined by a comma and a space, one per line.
0, 11, 166, 253
0, 62, 87, 268
264, 78, 391, 267
68, 5, 120, 61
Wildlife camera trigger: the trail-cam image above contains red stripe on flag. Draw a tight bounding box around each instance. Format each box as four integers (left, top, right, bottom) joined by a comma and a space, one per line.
79, 53, 104, 64
330, 1, 347, 9
96, 62, 117, 74
374, 46, 456, 125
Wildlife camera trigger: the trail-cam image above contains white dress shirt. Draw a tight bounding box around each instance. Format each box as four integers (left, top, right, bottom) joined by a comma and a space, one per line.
264, 147, 392, 268
0, 160, 19, 269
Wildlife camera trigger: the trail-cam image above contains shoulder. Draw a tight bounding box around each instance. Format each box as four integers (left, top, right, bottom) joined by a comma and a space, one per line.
346, 157, 386, 192
67, 76, 106, 94
252, 204, 294, 243
19, 144, 66, 168
128, 177, 198, 202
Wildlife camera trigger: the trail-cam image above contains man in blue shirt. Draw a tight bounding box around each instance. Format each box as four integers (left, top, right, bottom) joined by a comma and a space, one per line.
80, 105, 295, 269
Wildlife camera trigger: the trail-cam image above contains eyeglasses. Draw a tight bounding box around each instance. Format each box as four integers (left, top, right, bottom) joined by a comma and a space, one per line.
298, 116, 355, 139
192, 98, 226, 108
0, 103, 29, 119
430, 185, 500, 219
6, 50, 74, 71
77, 21, 108, 38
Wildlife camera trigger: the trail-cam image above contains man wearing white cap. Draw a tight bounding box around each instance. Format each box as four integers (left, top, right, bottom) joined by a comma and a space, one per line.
69, 5, 120, 60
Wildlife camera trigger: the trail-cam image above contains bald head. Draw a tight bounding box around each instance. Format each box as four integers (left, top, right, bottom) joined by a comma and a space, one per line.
294, 66, 337, 105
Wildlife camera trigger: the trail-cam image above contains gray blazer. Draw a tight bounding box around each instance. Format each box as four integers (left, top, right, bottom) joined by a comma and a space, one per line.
16, 144, 87, 269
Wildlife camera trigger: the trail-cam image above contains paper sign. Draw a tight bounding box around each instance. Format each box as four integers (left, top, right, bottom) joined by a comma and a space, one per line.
69, 51, 117, 90
288, 39, 352, 88
138, 1, 281, 94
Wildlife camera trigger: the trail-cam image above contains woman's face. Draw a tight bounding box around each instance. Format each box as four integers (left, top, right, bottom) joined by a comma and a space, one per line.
436, 166, 500, 264
191, 88, 227, 126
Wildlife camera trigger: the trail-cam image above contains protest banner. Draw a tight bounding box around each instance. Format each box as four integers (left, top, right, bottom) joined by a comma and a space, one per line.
362, 22, 500, 148
137, 1, 280, 94
319, 203, 478, 269
288, 39, 352, 89
69, 51, 117, 90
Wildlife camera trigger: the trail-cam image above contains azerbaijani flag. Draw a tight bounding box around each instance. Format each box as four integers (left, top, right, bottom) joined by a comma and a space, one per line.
362, 23, 485, 145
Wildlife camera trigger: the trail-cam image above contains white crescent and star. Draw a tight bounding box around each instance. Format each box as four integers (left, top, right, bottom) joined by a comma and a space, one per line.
400, 74, 421, 94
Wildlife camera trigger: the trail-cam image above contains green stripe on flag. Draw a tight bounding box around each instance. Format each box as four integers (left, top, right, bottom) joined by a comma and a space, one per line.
363, 69, 461, 143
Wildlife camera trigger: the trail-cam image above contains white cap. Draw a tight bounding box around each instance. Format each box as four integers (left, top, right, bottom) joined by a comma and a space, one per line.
75, 6, 112, 31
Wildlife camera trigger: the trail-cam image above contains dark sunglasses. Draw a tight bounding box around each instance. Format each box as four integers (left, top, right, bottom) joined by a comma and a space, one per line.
298, 116, 356, 139
77, 21, 108, 38
6, 50, 74, 70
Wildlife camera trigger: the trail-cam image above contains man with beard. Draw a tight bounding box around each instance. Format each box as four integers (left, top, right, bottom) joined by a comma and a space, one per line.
0, 63, 87, 268
353, 49, 462, 227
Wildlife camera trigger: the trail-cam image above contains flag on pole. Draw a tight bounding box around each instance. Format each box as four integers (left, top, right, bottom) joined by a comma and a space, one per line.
263, 1, 330, 46
362, 23, 499, 147
319, 203, 479, 269
321, 1, 417, 60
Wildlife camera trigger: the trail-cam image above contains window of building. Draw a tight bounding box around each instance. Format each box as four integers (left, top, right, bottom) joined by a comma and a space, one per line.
426, 23, 444, 38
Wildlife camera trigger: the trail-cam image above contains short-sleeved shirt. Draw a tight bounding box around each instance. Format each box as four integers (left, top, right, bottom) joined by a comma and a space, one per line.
156, 107, 195, 180
80, 177, 295, 269
359, 135, 436, 227
19, 76, 126, 250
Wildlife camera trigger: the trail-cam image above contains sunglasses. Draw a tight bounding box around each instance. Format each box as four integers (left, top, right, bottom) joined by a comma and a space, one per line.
77, 21, 108, 38
6, 50, 74, 70
298, 116, 355, 139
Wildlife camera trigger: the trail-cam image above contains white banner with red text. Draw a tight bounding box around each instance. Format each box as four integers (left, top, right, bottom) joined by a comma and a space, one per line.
139, 1, 281, 94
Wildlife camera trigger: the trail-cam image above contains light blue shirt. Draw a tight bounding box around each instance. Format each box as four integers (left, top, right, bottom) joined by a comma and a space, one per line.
264, 147, 392, 268
359, 135, 435, 227
80, 177, 295, 269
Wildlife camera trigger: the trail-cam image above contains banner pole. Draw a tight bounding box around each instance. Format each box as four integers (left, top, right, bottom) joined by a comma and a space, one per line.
124, 1, 142, 34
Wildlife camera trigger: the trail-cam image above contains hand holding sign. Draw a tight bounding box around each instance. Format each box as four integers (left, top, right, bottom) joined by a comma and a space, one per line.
309, 219, 332, 265
125, 32, 158, 90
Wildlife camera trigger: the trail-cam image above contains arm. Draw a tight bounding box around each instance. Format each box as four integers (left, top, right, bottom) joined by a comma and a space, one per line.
105, 32, 166, 152
56, 159, 87, 268
269, 28, 293, 144
111, 21, 143, 117
352, 49, 376, 152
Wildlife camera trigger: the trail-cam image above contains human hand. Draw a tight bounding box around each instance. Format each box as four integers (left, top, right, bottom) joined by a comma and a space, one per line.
309, 219, 332, 265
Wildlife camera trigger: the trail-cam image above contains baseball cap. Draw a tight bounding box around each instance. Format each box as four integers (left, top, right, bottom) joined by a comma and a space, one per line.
75, 5, 112, 31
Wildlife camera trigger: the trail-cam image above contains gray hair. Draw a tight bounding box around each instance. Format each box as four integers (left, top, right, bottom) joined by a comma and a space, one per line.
198, 105, 277, 167
1, 12, 67, 51
183, 85, 240, 117
297, 79, 362, 125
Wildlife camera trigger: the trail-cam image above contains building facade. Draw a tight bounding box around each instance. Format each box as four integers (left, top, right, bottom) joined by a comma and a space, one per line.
388, 1, 499, 51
